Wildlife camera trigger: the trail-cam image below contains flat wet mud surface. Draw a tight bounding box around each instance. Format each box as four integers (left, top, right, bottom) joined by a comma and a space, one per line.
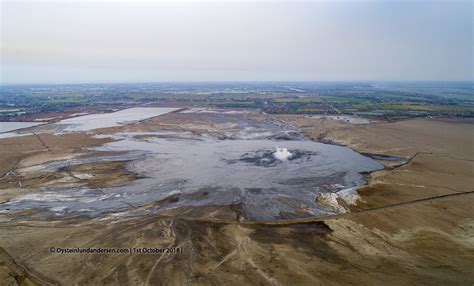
0, 111, 382, 221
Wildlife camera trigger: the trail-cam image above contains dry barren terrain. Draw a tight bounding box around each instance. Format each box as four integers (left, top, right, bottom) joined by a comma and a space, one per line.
0, 114, 473, 285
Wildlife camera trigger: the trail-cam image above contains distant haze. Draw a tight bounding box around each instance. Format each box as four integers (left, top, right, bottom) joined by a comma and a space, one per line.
1, 0, 472, 84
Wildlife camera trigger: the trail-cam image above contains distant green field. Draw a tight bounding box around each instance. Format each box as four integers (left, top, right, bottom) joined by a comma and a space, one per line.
273, 97, 323, 103
347, 102, 474, 113
320, 96, 368, 103
0, 108, 20, 113
47, 98, 88, 104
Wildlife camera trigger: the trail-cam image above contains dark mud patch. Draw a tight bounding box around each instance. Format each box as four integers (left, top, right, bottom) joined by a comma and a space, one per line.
278, 172, 346, 189
361, 152, 407, 162
264, 131, 304, 141
247, 221, 344, 263
225, 149, 318, 167
152, 194, 181, 207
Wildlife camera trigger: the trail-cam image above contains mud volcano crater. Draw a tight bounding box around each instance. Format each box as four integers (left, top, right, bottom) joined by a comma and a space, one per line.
226, 148, 318, 167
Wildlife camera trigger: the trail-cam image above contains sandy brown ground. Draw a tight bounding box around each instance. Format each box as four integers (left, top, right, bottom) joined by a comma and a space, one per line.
282, 116, 474, 210
0, 114, 473, 285
0, 133, 111, 177
0, 193, 472, 285
95, 110, 270, 140
0, 133, 136, 205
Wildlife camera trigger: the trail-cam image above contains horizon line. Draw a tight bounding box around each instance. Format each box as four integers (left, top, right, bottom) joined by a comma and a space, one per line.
1, 80, 473, 86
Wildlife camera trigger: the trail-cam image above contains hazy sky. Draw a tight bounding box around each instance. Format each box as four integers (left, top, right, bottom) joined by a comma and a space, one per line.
1, 0, 472, 83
